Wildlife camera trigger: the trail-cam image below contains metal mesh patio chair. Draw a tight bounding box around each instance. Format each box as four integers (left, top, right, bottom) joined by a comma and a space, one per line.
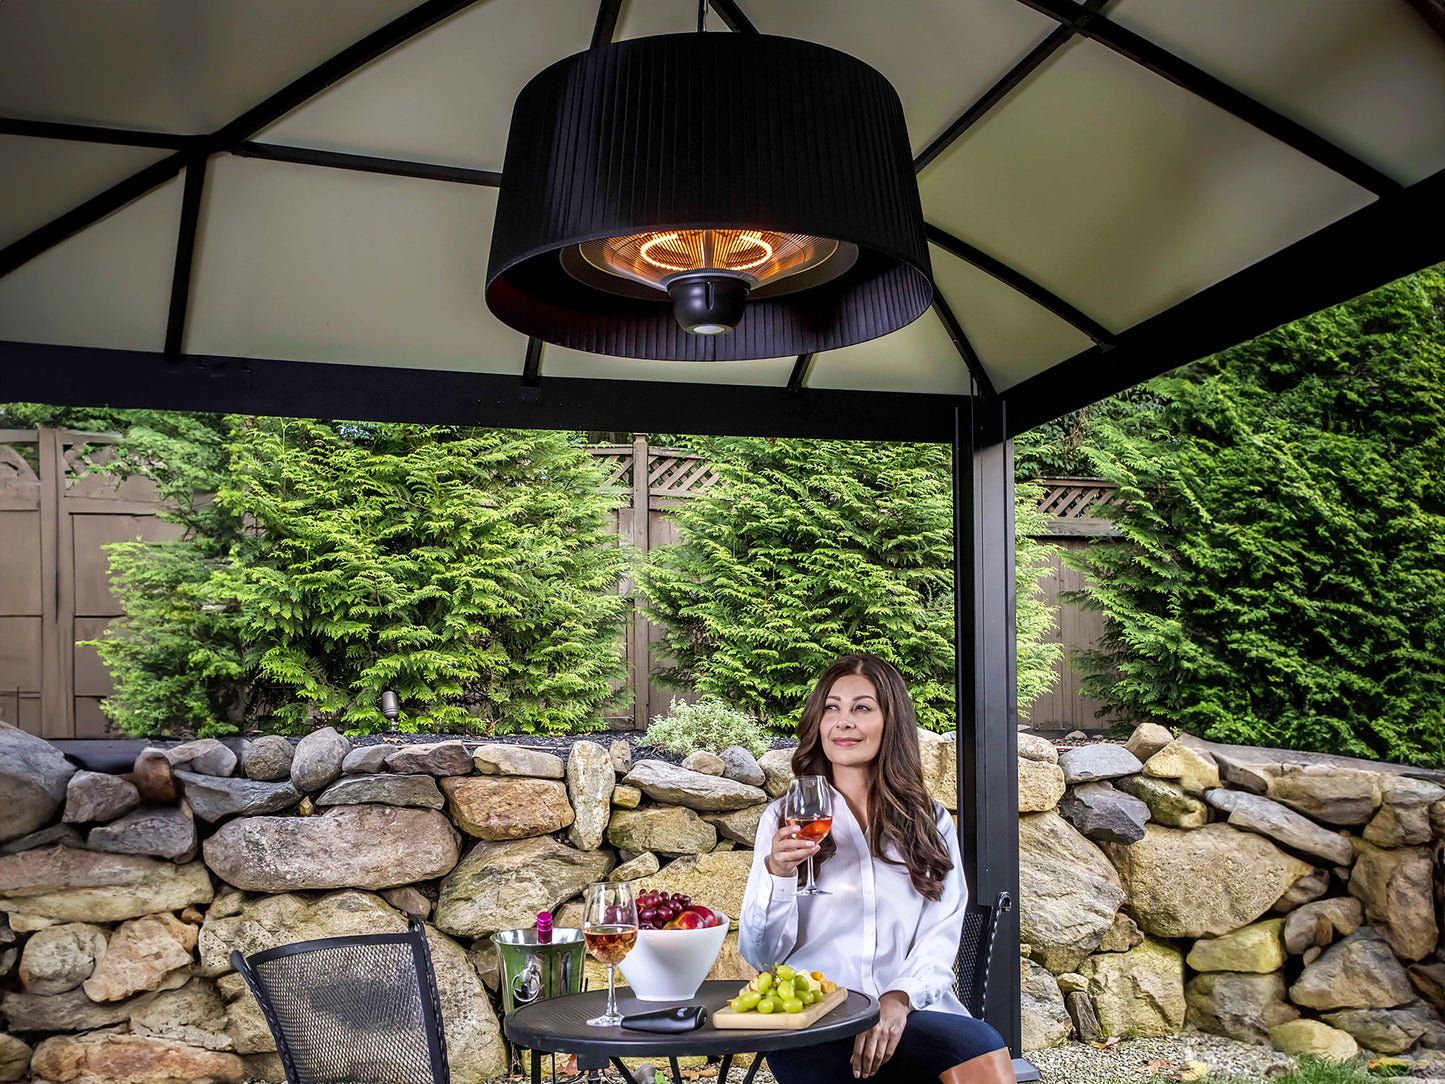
230, 915, 449, 1084
954, 890, 1012, 1018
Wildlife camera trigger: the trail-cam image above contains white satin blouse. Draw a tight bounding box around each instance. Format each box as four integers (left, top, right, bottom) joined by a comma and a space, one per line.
738, 787, 971, 1017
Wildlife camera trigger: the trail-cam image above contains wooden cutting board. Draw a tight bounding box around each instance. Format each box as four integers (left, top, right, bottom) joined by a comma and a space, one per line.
712, 987, 848, 1029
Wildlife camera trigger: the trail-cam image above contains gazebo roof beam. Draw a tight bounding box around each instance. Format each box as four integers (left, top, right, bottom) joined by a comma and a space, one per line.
931, 293, 997, 398
0, 0, 490, 280
1000, 166, 1445, 435
163, 160, 208, 358
231, 142, 502, 186
926, 224, 1115, 347
1012, 0, 1403, 196
914, 0, 1111, 174
786, 353, 816, 393
0, 117, 192, 150
590, 0, 624, 49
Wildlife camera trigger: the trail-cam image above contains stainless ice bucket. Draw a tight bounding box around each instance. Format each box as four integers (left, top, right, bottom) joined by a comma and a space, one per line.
490, 927, 586, 1014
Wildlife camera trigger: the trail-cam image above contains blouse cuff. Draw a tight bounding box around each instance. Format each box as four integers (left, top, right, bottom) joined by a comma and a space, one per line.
886, 976, 936, 1011
766, 872, 798, 903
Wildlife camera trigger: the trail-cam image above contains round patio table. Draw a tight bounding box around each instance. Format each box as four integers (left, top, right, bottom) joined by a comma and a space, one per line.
505, 979, 879, 1084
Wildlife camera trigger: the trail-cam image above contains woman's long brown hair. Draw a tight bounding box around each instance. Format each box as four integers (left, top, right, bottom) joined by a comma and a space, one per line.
790, 654, 953, 900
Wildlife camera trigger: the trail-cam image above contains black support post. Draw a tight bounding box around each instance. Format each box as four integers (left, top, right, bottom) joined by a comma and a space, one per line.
953, 398, 1028, 1070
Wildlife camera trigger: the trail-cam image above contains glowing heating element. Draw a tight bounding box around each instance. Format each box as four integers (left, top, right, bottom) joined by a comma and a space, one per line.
581, 229, 838, 293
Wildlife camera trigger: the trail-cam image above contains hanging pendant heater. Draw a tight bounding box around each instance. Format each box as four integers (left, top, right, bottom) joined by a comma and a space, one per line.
485, 31, 933, 361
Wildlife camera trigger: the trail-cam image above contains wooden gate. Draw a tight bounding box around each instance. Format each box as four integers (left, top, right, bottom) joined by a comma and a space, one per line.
0, 428, 181, 737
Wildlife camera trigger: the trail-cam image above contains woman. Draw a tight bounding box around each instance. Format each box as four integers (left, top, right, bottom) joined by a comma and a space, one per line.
739, 654, 1014, 1084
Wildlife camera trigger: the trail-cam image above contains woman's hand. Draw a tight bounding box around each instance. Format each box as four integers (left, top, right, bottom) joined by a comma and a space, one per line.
763, 822, 819, 878
851, 991, 909, 1078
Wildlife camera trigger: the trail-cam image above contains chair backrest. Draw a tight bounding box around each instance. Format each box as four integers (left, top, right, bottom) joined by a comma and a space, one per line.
230, 915, 449, 1084
954, 890, 1011, 1018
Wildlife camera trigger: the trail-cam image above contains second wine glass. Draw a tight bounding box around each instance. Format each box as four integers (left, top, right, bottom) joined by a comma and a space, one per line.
785, 774, 833, 896
582, 881, 637, 1026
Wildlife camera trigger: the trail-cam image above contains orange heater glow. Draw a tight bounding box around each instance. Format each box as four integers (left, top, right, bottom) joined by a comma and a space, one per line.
579, 229, 840, 334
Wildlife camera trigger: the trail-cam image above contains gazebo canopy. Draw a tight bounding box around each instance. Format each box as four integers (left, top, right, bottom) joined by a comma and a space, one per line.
1, 0, 1442, 439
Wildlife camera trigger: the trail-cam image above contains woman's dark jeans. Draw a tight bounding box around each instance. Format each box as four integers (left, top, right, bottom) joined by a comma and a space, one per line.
766, 1010, 1008, 1083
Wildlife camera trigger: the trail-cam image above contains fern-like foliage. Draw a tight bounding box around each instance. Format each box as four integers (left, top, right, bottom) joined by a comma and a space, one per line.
638, 438, 1059, 732
1069, 265, 1445, 767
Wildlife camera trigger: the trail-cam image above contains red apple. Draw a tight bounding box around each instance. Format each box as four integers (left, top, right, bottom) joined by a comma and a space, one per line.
687, 906, 717, 928
673, 910, 706, 930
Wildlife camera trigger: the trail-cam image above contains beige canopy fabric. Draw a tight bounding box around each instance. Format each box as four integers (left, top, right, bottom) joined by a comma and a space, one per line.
0, 0, 1443, 433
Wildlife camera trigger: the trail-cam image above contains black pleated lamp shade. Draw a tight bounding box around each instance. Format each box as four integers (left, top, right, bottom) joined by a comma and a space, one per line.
486, 33, 933, 361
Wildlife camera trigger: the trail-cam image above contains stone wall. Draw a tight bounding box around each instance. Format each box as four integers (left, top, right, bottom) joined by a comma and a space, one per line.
0, 718, 1440, 1084
1017, 725, 1445, 1064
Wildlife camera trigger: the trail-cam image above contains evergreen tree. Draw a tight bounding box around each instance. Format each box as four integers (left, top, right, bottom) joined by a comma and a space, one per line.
1072, 266, 1445, 766
222, 420, 630, 733
639, 438, 1058, 731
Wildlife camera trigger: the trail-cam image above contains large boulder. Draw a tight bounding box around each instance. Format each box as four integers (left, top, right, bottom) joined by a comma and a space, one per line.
62, 771, 140, 824
203, 805, 460, 892
682, 751, 725, 775
1018, 812, 1125, 973
1058, 744, 1143, 785
609, 852, 661, 882
1018, 758, 1067, 813
1020, 959, 1072, 1050
441, 776, 574, 840
719, 746, 766, 787
383, 740, 473, 777
1186, 918, 1286, 974
1141, 736, 1220, 795
917, 729, 958, 811
757, 749, 796, 798
1411, 959, 1445, 1014
703, 803, 769, 846
0, 723, 75, 842
174, 772, 301, 823
629, 851, 755, 928
239, 736, 293, 781
83, 913, 196, 1002
1101, 823, 1313, 939
340, 745, 390, 774
130, 977, 231, 1050
289, 726, 350, 793
1018, 733, 1060, 764
313, 774, 444, 810
1267, 1019, 1359, 1061
1320, 1000, 1445, 1055
0, 986, 141, 1032
1123, 723, 1173, 762
623, 760, 768, 812
1246, 761, 1383, 827
163, 739, 237, 778
17, 922, 107, 995
1202, 789, 1354, 867
87, 805, 197, 861
1077, 936, 1185, 1038
1114, 775, 1206, 829
202, 890, 506, 1083
1058, 782, 1150, 844
471, 744, 564, 779
1283, 897, 1364, 954
29, 1032, 243, 1084
434, 837, 614, 939
0, 824, 83, 856
565, 741, 615, 851
1349, 838, 1438, 961
1096, 913, 1144, 953
1185, 971, 1298, 1045
1289, 927, 1416, 1010
0, 1034, 29, 1083
131, 749, 176, 804
0, 847, 212, 923
608, 807, 717, 855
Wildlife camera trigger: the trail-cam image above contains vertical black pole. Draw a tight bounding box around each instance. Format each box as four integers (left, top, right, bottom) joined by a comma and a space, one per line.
954, 397, 1023, 1058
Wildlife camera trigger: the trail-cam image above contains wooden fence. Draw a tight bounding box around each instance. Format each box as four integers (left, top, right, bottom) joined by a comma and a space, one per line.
0, 428, 1118, 737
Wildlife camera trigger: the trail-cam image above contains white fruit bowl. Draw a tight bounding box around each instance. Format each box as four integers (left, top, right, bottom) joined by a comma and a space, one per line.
616, 913, 730, 1001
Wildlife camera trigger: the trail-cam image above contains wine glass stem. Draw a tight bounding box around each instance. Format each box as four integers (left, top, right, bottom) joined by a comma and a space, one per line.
805, 853, 816, 891
606, 962, 617, 1018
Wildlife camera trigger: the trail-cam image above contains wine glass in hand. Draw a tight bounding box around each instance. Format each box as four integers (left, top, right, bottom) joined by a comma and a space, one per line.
582, 881, 638, 1026
785, 774, 833, 896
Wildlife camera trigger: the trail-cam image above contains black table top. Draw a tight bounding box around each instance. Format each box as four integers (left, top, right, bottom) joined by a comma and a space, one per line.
503, 980, 880, 1057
